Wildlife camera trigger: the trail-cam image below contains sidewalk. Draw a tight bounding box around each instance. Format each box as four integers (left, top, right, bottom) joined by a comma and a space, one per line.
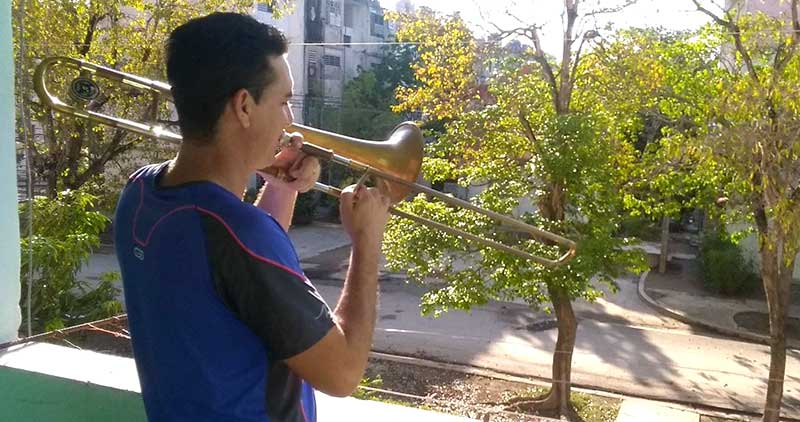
640, 258, 800, 349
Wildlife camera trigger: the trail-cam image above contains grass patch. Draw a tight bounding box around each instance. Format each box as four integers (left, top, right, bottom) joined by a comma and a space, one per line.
507, 387, 621, 422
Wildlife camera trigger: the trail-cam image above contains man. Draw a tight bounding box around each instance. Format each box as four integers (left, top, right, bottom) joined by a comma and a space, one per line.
114, 12, 390, 422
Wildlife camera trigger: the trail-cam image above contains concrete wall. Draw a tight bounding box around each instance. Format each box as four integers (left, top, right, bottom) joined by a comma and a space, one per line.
343, 0, 386, 81
729, 222, 800, 281
0, 0, 21, 343
254, 2, 308, 124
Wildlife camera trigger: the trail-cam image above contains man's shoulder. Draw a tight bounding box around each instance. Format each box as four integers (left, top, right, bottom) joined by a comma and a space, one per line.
198, 200, 299, 267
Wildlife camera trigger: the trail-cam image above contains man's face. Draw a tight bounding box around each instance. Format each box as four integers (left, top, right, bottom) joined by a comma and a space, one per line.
248, 55, 294, 169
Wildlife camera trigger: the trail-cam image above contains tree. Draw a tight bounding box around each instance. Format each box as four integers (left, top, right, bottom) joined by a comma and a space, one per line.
687, 2, 800, 420
341, 43, 417, 140
387, 7, 481, 121
13, 1, 289, 202
578, 27, 727, 267
384, 3, 645, 418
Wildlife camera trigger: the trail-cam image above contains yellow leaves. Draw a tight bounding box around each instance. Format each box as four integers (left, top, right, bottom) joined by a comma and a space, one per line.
389, 8, 478, 120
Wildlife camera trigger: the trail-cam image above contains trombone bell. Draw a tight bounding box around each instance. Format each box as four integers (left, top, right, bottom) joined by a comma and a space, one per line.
288, 123, 423, 204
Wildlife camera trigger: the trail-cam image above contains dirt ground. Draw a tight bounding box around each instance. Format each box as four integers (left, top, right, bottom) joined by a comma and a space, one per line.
361, 358, 621, 422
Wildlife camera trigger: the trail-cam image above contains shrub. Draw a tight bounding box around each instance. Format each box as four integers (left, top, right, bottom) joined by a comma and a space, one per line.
19, 190, 122, 334
700, 230, 759, 296
292, 191, 319, 226
618, 216, 661, 241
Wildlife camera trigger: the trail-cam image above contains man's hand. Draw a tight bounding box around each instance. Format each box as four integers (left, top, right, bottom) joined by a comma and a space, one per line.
258, 132, 320, 193
338, 184, 391, 249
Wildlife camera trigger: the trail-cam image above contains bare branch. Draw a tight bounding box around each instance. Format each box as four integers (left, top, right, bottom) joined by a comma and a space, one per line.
792, 0, 800, 45
490, 19, 560, 105
518, 110, 538, 145
78, 14, 105, 57
556, 0, 580, 113
692, 0, 760, 84
569, 31, 598, 89
581, 0, 638, 17
772, 0, 800, 75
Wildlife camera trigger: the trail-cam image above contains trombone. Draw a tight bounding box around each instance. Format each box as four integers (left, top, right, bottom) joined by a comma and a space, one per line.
33, 56, 576, 267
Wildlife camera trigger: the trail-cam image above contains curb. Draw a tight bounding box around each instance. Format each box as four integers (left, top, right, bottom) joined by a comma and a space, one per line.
637, 271, 800, 349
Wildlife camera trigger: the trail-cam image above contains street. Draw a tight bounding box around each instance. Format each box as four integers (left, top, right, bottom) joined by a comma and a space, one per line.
310, 276, 800, 418
79, 223, 800, 418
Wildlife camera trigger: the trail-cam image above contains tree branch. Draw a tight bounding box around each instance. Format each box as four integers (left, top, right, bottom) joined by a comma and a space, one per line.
775, 0, 800, 74
518, 111, 538, 145
692, 0, 760, 84
569, 32, 592, 97
78, 14, 105, 57
581, 0, 638, 17
557, 0, 579, 113
491, 21, 560, 107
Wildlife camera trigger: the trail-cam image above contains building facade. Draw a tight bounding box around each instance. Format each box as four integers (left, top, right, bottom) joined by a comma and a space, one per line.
254, 0, 393, 130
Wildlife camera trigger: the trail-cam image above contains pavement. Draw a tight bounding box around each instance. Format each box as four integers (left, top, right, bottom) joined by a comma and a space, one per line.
641, 257, 800, 349
76, 222, 800, 421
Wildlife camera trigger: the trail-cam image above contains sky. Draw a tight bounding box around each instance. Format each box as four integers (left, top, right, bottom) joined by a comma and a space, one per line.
378, 0, 715, 54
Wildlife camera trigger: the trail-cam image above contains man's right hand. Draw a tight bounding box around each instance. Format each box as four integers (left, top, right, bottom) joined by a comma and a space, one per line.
338, 184, 390, 249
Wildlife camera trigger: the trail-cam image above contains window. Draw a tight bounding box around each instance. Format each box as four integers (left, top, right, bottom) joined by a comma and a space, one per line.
256, 2, 273, 13
370, 12, 385, 37
343, 35, 351, 47
323, 55, 341, 67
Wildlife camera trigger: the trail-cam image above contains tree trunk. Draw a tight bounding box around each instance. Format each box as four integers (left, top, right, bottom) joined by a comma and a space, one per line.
44, 112, 59, 198
759, 231, 793, 422
659, 215, 670, 274
549, 287, 578, 415
506, 287, 578, 417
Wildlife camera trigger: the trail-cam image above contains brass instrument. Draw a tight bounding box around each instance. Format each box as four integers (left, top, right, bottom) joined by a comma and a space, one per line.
33, 56, 576, 267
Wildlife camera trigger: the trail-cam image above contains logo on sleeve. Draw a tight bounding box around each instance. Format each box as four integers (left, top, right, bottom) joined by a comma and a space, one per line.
133, 246, 145, 261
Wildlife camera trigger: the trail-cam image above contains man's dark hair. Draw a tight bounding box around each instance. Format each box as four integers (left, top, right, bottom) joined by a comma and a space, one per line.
166, 13, 288, 142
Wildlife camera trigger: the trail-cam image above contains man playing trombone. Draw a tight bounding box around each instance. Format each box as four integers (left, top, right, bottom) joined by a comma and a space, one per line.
114, 12, 390, 422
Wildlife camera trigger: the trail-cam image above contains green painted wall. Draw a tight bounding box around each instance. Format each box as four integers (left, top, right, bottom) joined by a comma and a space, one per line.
0, 366, 147, 421
0, 0, 22, 343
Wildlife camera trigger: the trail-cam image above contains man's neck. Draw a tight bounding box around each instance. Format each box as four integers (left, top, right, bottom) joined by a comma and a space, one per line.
161, 140, 249, 198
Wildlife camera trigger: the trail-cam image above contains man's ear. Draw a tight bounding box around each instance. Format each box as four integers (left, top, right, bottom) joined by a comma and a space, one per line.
230, 88, 253, 129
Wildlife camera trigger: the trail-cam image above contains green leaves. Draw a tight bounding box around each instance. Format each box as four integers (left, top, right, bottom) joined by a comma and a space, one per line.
19, 189, 121, 334
14, 0, 257, 201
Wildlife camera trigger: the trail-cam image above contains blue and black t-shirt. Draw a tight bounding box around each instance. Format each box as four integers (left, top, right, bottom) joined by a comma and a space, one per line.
114, 162, 335, 422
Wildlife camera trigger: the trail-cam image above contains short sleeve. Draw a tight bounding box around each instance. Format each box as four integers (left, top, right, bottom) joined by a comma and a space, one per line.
201, 213, 335, 361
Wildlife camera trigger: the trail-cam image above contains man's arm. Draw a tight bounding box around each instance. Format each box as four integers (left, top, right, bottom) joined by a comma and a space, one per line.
255, 182, 297, 232
285, 184, 390, 397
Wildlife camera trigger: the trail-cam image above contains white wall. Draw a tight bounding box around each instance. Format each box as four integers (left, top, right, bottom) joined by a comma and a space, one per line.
0, 0, 21, 343
343, 0, 387, 81
729, 222, 800, 281
254, 2, 307, 124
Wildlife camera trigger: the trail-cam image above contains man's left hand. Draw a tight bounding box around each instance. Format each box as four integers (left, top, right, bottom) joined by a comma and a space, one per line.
258, 132, 321, 193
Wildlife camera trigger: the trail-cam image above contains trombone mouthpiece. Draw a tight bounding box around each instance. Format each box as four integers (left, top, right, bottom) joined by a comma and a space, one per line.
279, 131, 293, 148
